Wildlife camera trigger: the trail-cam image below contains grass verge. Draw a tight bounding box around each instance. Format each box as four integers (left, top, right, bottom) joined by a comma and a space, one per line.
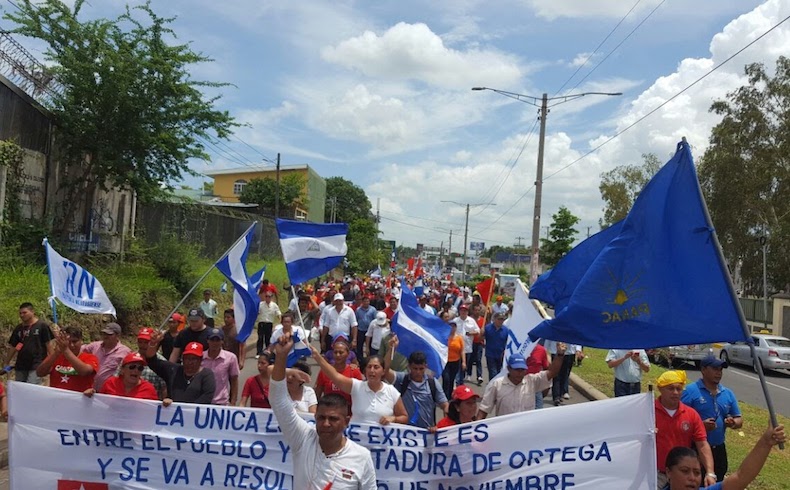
575, 348, 790, 489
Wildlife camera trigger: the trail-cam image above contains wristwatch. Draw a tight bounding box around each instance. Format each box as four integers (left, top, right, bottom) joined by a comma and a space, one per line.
706, 473, 716, 479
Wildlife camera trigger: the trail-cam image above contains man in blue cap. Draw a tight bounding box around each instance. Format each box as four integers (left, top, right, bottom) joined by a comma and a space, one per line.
477, 343, 566, 419
681, 354, 742, 482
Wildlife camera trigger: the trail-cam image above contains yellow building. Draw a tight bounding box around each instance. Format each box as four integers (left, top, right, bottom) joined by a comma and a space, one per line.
205, 164, 326, 222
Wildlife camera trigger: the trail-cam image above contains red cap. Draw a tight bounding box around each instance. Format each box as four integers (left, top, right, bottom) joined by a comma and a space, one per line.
451, 385, 480, 402
122, 352, 147, 367
459, 304, 469, 310
137, 327, 154, 340
183, 342, 204, 357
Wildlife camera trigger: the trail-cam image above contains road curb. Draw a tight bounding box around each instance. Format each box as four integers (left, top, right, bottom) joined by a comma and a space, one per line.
569, 372, 609, 401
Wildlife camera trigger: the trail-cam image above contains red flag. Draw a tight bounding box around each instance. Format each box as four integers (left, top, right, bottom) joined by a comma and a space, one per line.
415, 257, 424, 277
407, 257, 415, 271
475, 277, 495, 305
58, 481, 109, 490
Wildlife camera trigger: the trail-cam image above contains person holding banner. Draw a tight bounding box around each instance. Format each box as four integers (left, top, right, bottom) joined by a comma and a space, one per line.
477, 344, 566, 419
270, 333, 377, 489
663, 424, 785, 490
5, 302, 54, 385
311, 346, 408, 426
85, 352, 158, 400
35, 326, 98, 393
437, 385, 480, 428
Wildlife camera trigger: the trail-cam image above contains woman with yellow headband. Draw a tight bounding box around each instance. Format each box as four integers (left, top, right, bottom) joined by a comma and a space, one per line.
654, 370, 716, 489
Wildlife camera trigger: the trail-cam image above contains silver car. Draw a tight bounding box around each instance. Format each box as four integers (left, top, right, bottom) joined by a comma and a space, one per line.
719, 334, 790, 372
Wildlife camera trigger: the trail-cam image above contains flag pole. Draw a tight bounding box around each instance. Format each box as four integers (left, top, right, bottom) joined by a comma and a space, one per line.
42, 238, 59, 324
157, 222, 257, 331
687, 138, 783, 448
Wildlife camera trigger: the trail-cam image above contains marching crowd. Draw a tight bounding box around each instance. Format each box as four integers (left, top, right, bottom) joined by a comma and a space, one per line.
3, 274, 786, 489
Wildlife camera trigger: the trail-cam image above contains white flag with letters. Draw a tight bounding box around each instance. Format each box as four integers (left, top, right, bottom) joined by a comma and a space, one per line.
44, 239, 117, 317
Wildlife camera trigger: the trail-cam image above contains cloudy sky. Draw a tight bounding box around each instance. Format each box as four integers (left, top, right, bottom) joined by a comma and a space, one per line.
9, 0, 790, 253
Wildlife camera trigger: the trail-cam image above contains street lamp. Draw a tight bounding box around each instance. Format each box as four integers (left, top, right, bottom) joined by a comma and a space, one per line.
441, 201, 494, 283
472, 87, 622, 285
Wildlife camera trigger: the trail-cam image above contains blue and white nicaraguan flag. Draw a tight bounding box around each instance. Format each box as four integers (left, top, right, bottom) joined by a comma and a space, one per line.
276, 219, 348, 285
392, 285, 450, 375
216, 224, 260, 343
44, 239, 116, 317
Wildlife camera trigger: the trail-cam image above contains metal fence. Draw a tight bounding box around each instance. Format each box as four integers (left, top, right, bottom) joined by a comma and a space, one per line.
739, 297, 773, 324
135, 201, 282, 259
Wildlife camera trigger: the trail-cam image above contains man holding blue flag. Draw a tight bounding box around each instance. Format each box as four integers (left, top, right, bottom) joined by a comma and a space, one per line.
390, 284, 450, 377
215, 224, 260, 345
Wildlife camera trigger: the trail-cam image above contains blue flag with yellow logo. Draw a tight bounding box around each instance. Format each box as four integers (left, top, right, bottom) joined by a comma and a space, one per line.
530, 219, 624, 312
529, 141, 747, 348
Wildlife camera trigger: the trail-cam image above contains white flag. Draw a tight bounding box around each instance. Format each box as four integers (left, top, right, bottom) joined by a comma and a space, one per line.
44, 239, 117, 317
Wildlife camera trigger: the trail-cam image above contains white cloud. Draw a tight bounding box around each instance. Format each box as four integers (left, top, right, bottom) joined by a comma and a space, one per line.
523, 0, 664, 20
321, 22, 523, 89
569, 52, 598, 68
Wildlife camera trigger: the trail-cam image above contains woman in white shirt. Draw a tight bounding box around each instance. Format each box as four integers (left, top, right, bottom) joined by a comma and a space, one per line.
311, 346, 407, 425
287, 360, 317, 414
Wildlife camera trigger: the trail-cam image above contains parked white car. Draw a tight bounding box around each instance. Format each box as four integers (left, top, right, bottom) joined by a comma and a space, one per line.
719, 334, 790, 372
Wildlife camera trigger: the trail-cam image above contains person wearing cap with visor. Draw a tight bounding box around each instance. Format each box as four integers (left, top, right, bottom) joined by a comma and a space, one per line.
320, 292, 358, 354
477, 343, 567, 419
437, 385, 480, 428
655, 370, 716, 489
123, 327, 167, 399
452, 304, 479, 385
81, 322, 132, 392
201, 328, 240, 406
146, 331, 216, 406
682, 355, 743, 482
169, 308, 211, 363
365, 311, 390, 357
85, 352, 158, 400
491, 295, 508, 317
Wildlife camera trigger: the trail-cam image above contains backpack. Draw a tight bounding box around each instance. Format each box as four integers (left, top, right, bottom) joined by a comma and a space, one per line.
398, 373, 441, 404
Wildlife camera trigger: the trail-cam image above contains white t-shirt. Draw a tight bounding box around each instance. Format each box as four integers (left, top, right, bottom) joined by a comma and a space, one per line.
365, 323, 390, 351
270, 379, 377, 489
270, 325, 309, 347
291, 385, 318, 413
350, 378, 401, 425
453, 316, 480, 354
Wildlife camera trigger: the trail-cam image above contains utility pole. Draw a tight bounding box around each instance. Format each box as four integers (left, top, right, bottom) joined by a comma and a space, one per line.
587, 226, 592, 238
441, 201, 492, 282
376, 198, 380, 265
762, 224, 769, 331
439, 240, 444, 268
514, 236, 525, 248
543, 225, 550, 240
472, 87, 621, 286
448, 230, 453, 256
274, 153, 281, 218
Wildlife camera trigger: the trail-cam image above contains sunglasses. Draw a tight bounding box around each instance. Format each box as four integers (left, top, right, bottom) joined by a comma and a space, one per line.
125, 364, 145, 371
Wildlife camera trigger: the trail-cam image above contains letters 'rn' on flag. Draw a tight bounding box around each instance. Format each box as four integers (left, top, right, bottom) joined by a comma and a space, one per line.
276, 219, 348, 285
216, 224, 260, 343
529, 140, 748, 349
44, 239, 116, 317
392, 285, 451, 375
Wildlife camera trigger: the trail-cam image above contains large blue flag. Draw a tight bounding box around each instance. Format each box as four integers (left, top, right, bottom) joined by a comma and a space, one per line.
529, 141, 747, 349
216, 224, 260, 343
530, 220, 624, 312
392, 285, 451, 375
276, 219, 348, 285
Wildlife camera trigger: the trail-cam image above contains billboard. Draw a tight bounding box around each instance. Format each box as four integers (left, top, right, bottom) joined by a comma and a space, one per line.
470, 242, 485, 251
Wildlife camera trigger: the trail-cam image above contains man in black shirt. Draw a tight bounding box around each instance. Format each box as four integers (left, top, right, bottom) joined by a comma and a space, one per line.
168, 308, 210, 363
147, 333, 216, 405
5, 303, 54, 384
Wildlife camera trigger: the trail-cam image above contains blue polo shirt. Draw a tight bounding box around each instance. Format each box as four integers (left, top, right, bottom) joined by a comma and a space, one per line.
483, 322, 510, 359
681, 379, 741, 446
354, 305, 377, 333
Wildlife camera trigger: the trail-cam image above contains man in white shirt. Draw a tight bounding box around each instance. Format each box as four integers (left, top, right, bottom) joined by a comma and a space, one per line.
256, 290, 282, 358
270, 334, 377, 489
477, 344, 566, 418
320, 293, 358, 354
491, 295, 509, 317
200, 289, 219, 328
452, 304, 479, 385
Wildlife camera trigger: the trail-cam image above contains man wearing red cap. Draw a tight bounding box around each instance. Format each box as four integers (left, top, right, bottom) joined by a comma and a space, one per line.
86, 352, 158, 400
36, 326, 98, 393
128, 327, 167, 399
146, 332, 216, 405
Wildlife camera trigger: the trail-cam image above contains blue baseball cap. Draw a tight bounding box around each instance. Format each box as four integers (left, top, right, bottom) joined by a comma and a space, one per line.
701, 355, 727, 369
507, 354, 528, 370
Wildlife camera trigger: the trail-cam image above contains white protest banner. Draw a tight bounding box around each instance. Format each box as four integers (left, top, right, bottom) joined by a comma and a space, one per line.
44, 238, 117, 317
9, 382, 656, 489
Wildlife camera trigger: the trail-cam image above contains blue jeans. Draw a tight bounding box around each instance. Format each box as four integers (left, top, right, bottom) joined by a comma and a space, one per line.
535, 391, 544, 409
552, 354, 574, 402
15, 369, 41, 384
486, 355, 503, 380
614, 378, 641, 397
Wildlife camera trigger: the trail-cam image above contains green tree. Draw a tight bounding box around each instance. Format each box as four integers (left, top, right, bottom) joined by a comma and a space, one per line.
598, 153, 661, 228
325, 177, 372, 223
699, 57, 790, 293
5, 0, 236, 233
239, 173, 306, 211
540, 206, 580, 268
203, 181, 214, 194
346, 218, 383, 273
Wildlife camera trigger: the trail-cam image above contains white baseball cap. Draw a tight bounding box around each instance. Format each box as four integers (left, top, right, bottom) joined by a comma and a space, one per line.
333, 292, 345, 302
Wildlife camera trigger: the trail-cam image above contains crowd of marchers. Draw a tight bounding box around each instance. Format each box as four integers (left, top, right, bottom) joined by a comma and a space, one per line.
3, 274, 785, 489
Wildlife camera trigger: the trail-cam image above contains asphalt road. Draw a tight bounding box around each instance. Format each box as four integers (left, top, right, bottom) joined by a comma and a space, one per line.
677, 359, 790, 418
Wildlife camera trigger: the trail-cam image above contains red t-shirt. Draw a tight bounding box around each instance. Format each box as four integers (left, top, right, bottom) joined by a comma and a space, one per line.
654, 398, 707, 472
242, 375, 271, 408
526, 344, 550, 375
383, 307, 397, 320
316, 364, 363, 413
99, 376, 159, 400
436, 416, 456, 428
49, 352, 99, 392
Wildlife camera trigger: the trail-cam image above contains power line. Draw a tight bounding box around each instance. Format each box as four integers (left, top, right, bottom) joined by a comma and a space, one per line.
231, 133, 276, 164
553, 0, 644, 96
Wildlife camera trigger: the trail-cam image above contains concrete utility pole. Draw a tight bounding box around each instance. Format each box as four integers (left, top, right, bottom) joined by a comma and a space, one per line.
274, 153, 281, 218
587, 226, 592, 238
448, 230, 453, 256
472, 87, 621, 285
514, 236, 525, 248
441, 201, 491, 282
543, 225, 550, 240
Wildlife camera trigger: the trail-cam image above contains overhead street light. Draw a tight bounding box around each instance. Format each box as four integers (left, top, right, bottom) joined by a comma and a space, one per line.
472, 86, 622, 285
